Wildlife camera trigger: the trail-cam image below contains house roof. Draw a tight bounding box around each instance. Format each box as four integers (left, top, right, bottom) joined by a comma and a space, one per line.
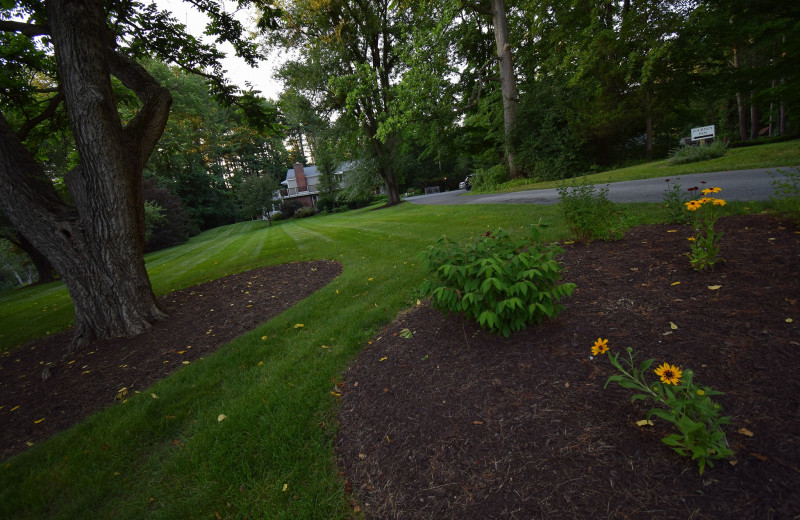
285, 164, 321, 181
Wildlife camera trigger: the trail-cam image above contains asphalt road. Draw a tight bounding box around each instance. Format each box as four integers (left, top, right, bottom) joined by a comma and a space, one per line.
404, 167, 798, 205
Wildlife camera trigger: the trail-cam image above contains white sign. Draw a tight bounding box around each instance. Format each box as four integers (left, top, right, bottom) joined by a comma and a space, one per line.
691, 125, 716, 140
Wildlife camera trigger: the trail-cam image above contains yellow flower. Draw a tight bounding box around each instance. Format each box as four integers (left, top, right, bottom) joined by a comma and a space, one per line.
591, 338, 609, 356
685, 200, 701, 211
709, 186, 722, 193
712, 198, 726, 206
701, 188, 713, 195
698, 197, 712, 204
687, 236, 696, 242
654, 363, 683, 385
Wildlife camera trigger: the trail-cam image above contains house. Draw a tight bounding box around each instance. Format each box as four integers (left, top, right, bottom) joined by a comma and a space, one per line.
276, 162, 352, 209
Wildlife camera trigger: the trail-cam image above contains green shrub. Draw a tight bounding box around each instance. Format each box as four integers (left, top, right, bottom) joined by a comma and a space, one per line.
668, 140, 728, 165
662, 178, 692, 225
557, 179, 624, 242
418, 225, 576, 337
293, 206, 316, 218
280, 199, 302, 218
270, 211, 284, 222
470, 164, 509, 192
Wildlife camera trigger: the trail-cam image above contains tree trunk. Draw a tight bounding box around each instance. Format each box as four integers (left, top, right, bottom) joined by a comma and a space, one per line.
749, 96, 759, 140
490, 0, 520, 179
733, 47, 748, 141
370, 137, 401, 205
0, 0, 171, 350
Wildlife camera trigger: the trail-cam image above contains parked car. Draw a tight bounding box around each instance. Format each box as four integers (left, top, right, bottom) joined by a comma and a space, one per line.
459, 175, 472, 191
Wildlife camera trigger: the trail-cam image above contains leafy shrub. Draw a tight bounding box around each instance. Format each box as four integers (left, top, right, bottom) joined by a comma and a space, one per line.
662, 178, 692, 225
270, 211, 284, 222
293, 206, 316, 218
419, 225, 576, 337
668, 140, 727, 165
470, 164, 508, 192
557, 179, 623, 242
280, 199, 302, 218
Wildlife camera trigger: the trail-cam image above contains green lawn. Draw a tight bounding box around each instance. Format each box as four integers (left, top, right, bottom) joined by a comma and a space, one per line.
0, 195, 776, 518
482, 138, 800, 192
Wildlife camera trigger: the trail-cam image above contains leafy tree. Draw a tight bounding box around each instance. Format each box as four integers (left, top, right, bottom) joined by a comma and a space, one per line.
237, 174, 280, 221
262, 0, 418, 205
0, 0, 279, 349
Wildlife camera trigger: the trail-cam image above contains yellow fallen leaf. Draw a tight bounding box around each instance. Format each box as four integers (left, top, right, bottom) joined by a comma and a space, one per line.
10, 406, 19, 412
261, 336, 267, 340
670, 322, 678, 330
330, 391, 341, 397
182, 361, 190, 365
473, 420, 484, 425
336, 289, 339, 294
787, 318, 794, 323
738, 427, 754, 437
151, 393, 158, 399
258, 361, 264, 366
217, 414, 227, 422
379, 357, 387, 362
321, 345, 329, 349
708, 285, 722, 290
113, 472, 120, 477
671, 281, 681, 286
282, 484, 288, 492
294, 323, 304, 329
368, 277, 374, 281
636, 419, 654, 427
34, 418, 45, 424
25, 442, 34, 447
563, 240, 575, 244
666, 229, 677, 233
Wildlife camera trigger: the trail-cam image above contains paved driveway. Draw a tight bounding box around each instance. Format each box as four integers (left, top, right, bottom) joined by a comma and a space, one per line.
404, 167, 798, 205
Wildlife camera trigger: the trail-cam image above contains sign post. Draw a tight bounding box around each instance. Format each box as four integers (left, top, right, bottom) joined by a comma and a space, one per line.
691, 125, 716, 141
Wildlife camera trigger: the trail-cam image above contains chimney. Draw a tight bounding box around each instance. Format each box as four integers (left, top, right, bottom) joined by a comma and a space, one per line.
293, 162, 307, 190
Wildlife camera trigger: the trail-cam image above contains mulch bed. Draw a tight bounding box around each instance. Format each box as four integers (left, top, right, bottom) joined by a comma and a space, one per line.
0, 260, 342, 460
337, 214, 800, 519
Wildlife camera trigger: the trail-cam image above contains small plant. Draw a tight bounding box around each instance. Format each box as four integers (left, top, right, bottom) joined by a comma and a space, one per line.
685, 187, 726, 270
418, 224, 575, 337
593, 338, 733, 474
557, 179, 623, 242
293, 206, 316, 218
469, 164, 509, 192
668, 140, 728, 165
662, 178, 691, 224
770, 167, 800, 227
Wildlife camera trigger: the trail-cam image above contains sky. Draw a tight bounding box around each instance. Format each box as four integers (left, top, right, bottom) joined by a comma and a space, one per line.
155, 0, 284, 100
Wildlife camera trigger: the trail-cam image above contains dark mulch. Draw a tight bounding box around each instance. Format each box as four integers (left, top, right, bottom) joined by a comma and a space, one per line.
337, 215, 800, 520
0, 260, 342, 460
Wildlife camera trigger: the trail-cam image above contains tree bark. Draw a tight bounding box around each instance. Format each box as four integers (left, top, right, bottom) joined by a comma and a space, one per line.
12, 234, 56, 284
733, 46, 748, 141
0, 0, 172, 350
490, 0, 520, 179
749, 95, 759, 140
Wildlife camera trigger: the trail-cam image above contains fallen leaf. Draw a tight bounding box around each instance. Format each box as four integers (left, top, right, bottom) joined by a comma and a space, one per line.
321, 345, 329, 349
670, 322, 678, 330
787, 318, 794, 323
294, 323, 304, 329
666, 229, 677, 233
708, 285, 722, 290
671, 281, 681, 286
636, 419, 654, 427
282, 484, 288, 492
261, 336, 267, 340
368, 277, 374, 281
151, 393, 158, 399
10, 406, 19, 412
473, 420, 484, 425
379, 357, 388, 362
399, 328, 414, 339
330, 391, 341, 397
258, 361, 264, 366
738, 427, 754, 437
115, 388, 128, 400
750, 452, 768, 461
218, 414, 227, 422
182, 361, 190, 365
34, 418, 45, 424
354, 505, 361, 513
358, 453, 366, 460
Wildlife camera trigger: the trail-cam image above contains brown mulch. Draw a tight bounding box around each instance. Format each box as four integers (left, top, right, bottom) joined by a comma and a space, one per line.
0, 260, 342, 460
337, 214, 800, 520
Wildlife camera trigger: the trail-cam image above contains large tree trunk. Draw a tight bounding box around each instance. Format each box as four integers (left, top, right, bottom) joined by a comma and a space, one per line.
490, 0, 520, 179
0, 0, 171, 350
12, 234, 56, 284
370, 137, 401, 206
749, 96, 759, 140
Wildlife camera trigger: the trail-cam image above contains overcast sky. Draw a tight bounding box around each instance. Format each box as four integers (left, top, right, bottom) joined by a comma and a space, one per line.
154, 0, 284, 100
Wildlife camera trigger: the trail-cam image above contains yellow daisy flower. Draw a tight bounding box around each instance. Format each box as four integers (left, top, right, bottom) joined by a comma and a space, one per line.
591, 338, 609, 356
654, 363, 683, 385
712, 198, 726, 206
709, 186, 722, 193
685, 200, 701, 211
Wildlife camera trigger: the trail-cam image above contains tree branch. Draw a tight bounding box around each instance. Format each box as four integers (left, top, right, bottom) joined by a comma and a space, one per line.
16, 93, 64, 141
0, 20, 50, 37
